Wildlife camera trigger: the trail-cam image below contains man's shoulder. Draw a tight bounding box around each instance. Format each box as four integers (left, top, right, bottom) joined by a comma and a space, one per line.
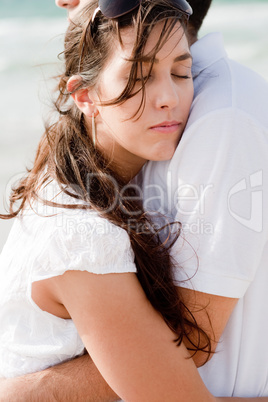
190, 35, 268, 129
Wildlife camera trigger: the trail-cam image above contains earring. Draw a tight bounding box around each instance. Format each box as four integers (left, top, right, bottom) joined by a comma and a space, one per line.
92, 113, 96, 147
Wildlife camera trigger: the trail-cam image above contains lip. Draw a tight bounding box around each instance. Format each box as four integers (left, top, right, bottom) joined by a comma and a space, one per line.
150, 121, 181, 133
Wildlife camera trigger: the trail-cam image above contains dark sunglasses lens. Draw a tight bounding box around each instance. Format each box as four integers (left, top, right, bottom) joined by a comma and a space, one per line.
99, 0, 192, 19
99, 0, 141, 18
175, 0, 193, 15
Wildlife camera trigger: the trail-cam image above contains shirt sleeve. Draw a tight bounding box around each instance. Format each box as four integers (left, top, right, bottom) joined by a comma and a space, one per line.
30, 212, 137, 283
169, 108, 268, 298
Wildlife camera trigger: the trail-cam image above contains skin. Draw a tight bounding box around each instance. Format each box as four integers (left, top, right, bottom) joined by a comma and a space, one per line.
55, 0, 89, 20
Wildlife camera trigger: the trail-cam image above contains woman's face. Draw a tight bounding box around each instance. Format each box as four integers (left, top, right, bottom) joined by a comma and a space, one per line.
91, 21, 193, 177
58, 4, 194, 177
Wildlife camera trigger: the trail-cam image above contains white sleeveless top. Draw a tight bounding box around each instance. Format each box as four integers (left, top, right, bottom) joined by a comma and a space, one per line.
0, 180, 137, 378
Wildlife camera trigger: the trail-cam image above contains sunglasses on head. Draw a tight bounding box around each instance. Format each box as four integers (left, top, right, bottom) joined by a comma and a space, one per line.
81, 0, 193, 73
93, 0, 193, 20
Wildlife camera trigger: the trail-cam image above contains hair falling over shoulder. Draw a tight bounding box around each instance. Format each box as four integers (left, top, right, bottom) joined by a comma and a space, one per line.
1, 0, 211, 361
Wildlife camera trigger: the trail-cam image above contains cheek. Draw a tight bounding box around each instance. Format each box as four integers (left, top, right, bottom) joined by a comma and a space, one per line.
99, 107, 118, 128
98, 68, 128, 103
99, 74, 143, 116
106, 97, 143, 125
98, 105, 129, 134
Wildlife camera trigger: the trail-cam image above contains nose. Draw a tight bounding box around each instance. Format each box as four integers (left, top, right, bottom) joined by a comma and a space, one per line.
154, 78, 179, 110
55, 0, 80, 10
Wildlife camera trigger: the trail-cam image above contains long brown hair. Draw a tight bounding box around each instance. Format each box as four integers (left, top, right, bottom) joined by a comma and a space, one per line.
1, 0, 211, 359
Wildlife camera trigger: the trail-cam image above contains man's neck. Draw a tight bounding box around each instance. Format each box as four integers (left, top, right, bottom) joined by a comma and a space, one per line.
187, 24, 198, 46
188, 34, 198, 47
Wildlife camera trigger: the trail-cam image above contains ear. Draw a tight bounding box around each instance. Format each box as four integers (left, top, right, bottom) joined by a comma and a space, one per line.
67, 75, 99, 117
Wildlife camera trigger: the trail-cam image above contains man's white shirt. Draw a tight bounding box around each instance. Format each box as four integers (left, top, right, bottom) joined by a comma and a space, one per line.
140, 33, 268, 397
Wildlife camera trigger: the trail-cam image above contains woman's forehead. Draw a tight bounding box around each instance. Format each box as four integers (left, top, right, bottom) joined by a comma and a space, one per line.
115, 21, 187, 60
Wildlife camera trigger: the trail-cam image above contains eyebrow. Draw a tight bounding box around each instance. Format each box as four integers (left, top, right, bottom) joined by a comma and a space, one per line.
140, 52, 192, 64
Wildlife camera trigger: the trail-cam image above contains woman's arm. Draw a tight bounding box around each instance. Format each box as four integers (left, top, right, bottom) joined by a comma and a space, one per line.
0, 272, 268, 402
1, 273, 267, 401
49, 270, 216, 402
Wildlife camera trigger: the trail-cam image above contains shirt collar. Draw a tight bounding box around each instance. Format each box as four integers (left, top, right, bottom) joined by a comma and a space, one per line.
190, 32, 228, 79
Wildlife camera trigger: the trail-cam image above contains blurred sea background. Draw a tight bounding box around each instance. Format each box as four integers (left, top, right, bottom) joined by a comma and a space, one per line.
0, 0, 268, 251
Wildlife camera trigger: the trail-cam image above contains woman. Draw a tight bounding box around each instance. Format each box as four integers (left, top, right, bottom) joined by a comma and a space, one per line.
0, 1, 248, 401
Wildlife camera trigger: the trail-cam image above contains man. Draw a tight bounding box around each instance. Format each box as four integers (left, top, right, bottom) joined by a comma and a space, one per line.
1, 0, 267, 400
141, 1, 268, 397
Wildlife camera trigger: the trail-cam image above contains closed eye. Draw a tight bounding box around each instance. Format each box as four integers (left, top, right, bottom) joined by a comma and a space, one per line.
134, 72, 191, 84
172, 74, 191, 79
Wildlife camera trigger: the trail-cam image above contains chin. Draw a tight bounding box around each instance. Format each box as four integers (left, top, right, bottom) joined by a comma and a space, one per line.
151, 146, 176, 161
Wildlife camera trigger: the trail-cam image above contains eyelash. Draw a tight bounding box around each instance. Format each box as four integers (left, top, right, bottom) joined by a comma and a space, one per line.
173, 74, 191, 80
135, 74, 191, 82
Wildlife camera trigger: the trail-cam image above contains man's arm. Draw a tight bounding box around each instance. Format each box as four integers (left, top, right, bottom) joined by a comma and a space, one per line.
1, 355, 268, 402
0, 290, 266, 401
0, 353, 119, 402
0, 290, 236, 402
